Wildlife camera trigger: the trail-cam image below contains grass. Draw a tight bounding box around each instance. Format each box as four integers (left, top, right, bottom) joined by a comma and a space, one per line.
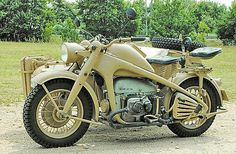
204, 40, 236, 101
0, 40, 235, 105
0, 42, 60, 105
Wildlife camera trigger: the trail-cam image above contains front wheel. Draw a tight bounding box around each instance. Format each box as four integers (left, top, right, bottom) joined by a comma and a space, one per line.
23, 79, 93, 148
167, 78, 218, 137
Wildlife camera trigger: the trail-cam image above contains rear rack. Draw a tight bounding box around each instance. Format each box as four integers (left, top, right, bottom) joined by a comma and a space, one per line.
20, 56, 53, 97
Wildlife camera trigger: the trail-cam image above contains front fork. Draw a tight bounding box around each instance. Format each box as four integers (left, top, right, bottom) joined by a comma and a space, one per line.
62, 42, 102, 114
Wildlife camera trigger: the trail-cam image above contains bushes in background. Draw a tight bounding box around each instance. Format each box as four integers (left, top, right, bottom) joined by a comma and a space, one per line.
0, 0, 234, 44
218, 1, 236, 45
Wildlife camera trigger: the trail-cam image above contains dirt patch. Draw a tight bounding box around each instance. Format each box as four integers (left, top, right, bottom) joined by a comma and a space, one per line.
0, 102, 236, 154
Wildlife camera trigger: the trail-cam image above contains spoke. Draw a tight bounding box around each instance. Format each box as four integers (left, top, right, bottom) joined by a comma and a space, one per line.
64, 92, 69, 99
41, 111, 53, 113
57, 92, 64, 107
47, 101, 56, 108
61, 125, 66, 132
42, 84, 60, 111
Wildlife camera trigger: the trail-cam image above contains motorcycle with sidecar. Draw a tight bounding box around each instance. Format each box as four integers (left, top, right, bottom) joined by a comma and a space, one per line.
21, 8, 228, 148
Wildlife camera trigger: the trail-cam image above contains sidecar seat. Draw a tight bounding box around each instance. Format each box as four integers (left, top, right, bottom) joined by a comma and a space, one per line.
190, 47, 222, 59
146, 55, 181, 65
138, 47, 169, 58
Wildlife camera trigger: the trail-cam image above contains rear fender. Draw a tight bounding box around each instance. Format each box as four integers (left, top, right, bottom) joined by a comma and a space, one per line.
164, 73, 224, 109
31, 70, 99, 121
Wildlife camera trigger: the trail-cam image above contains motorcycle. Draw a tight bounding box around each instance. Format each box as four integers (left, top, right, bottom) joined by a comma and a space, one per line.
21, 8, 228, 148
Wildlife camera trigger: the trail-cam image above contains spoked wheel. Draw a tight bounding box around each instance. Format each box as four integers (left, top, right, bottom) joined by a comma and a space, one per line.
36, 89, 84, 139
23, 79, 93, 148
168, 79, 217, 137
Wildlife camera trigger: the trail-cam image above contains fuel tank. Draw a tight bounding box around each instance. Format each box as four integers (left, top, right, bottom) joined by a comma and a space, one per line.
108, 44, 154, 72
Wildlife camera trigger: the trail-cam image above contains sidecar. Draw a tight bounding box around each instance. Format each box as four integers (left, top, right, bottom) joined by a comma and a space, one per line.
21, 56, 68, 97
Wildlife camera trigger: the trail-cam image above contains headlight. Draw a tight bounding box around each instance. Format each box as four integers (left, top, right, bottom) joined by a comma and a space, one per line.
61, 44, 68, 62
61, 43, 85, 63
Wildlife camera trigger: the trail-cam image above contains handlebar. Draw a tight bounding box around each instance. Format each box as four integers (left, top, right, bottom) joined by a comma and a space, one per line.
103, 37, 149, 49
103, 38, 131, 48
131, 36, 147, 42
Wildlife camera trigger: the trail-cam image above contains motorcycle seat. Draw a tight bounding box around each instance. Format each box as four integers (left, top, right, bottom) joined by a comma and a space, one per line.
146, 56, 181, 65
190, 47, 222, 58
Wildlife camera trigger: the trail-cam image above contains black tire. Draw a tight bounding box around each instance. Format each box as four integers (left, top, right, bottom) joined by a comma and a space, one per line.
23, 79, 93, 148
152, 37, 206, 51
167, 78, 218, 137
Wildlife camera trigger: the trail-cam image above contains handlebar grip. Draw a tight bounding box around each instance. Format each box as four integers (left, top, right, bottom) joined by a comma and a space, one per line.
131, 37, 146, 42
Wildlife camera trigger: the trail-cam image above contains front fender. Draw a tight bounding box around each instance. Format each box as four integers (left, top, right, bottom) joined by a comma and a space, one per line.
31, 70, 99, 121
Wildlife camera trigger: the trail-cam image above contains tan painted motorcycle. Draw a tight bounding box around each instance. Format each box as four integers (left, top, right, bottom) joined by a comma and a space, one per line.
21, 9, 228, 148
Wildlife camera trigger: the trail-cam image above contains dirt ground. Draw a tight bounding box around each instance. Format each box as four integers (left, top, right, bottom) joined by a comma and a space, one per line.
0, 102, 236, 154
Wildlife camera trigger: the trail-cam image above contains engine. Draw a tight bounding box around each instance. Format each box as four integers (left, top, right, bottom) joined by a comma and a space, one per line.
114, 78, 158, 122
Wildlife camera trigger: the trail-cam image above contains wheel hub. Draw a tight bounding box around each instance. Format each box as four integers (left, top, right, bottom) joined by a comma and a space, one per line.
52, 108, 67, 123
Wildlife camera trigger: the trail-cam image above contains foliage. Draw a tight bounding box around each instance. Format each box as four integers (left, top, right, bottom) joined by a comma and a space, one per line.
42, 0, 78, 42
190, 21, 210, 43
0, 0, 233, 43
48, 0, 75, 22
0, 0, 79, 42
148, 0, 229, 42
55, 18, 79, 42
0, 0, 46, 41
77, 0, 136, 39
43, 19, 79, 42
217, 1, 236, 45
193, 1, 229, 33
132, 0, 147, 35
149, 0, 196, 38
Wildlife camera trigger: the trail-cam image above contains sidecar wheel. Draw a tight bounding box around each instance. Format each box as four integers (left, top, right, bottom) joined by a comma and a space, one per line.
167, 79, 217, 137
23, 79, 93, 148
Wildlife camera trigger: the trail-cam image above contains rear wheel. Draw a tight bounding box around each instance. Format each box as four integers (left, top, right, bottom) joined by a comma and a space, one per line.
167, 79, 217, 137
23, 79, 93, 148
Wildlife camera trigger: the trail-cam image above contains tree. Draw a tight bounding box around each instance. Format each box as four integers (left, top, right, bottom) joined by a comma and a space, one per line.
0, 0, 47, 41
132, 0, 147, 35
149, 0, 196, 38
193, 1, 228, 33
76, 0, 136, 39
48, 0, 75, 22
41, 0, 78, 42
217, 1, 236, 45
190, 21, 210, 43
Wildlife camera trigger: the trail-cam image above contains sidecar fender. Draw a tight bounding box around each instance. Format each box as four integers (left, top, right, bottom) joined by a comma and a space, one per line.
31, 70, 99, 121
172, 73, 224, 107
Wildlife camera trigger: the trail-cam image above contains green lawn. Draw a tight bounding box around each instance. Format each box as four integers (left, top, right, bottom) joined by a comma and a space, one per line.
0, 41, 235, 105
204, 40, 236, 101
0, 42, 60, 105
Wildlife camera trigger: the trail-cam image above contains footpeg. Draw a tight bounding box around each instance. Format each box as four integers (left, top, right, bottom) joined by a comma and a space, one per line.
144, 115, 160, 123
144, 115, 173, 126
